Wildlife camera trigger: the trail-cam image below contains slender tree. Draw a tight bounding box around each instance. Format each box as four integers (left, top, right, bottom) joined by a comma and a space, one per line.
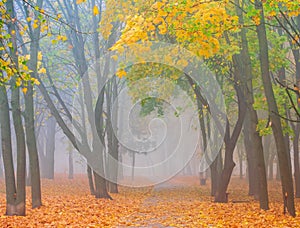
255, 0, 295, 216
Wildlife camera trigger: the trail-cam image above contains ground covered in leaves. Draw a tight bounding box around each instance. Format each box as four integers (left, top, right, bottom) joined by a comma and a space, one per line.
1, 175, 300, 227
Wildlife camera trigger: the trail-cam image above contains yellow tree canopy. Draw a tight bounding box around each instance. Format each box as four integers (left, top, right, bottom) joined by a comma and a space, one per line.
101, 0, 239, 58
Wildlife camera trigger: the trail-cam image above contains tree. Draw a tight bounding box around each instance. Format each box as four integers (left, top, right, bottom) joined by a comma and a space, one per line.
23, 0, 43, 208
255, 0, 295, 216
233, 0, 269, 209
1, 0, 27, 216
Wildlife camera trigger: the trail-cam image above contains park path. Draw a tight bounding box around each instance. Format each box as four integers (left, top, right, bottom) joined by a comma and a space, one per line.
117, 179, 201, 227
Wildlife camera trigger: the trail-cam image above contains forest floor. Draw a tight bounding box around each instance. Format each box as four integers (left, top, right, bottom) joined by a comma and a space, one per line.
0, 174, 300, 227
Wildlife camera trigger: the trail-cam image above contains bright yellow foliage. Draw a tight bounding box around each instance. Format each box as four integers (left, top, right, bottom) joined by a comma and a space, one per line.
102, 0, 238, 58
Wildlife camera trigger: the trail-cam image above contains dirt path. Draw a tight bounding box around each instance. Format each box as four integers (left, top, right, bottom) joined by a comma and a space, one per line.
118, 181, 201, 227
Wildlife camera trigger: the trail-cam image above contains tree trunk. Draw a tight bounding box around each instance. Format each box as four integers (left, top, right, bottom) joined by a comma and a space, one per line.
210, 151, 222, 196
68, 142, 74, 179
87, 165, 95, 195
106, 78, 119, 193
0, 150, 3, 179
237, 146, 243, 179
94, 171, 112, 199
243, 113, 258, 197
291, 45, 300, 197
276, 158, 280, 180
215, 28, 247, 202
234, 0, 269, 209
0, 86, 19, 215
38, 130, 47, 178
25, 83, 42, 208
12, 85, 27, 215
23, 0, 44, 209
215, 87, 246, 203
263, 135, 272, 179
5, 0, 26, 216
255, 0, 295, 216
293, 131, 300, 197
131, 151, 136, 181
44, 117, 56, 179
268, 152, 275, 180
215, 142, 235, 202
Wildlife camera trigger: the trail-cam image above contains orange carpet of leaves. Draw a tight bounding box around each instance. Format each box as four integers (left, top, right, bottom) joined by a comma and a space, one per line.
0, 175, 300, 227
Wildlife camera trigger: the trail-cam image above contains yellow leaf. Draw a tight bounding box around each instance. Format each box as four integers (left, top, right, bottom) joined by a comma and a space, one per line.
57, 35, 67, 41
153, 17, 162, 25
26, 17, 32, 22
33, 23, 39, 29
61, 36, 67, 41
111, 55, 118, 61
38, 52, 43, 61
152, 2, 163, 9
158, 10, 168, 17
76, 0, 86, 4
32, 78, 40, 85
22, 87, 28, 94
93, 5, 99, 16
116, 69, 127, 78
38, 67, 47, 74
177, 59, 189, 67
16, 78, 21, 87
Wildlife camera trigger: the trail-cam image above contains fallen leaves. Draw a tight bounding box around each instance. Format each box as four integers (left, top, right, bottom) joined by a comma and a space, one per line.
0, 175, 300, 227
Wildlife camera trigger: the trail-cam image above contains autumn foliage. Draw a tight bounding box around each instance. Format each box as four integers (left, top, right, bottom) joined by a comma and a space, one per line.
0, 175, 300, 227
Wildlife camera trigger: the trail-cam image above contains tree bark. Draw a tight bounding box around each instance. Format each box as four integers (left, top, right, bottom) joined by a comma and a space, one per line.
87, 165, 95, 195
210, 151, 222, 196
68, 142, 74, 180
233, 0, 269, 209
255, 0, 295, 216
23, 0, 44, 209
6, 1, 26, 216
237, 145, 243, 179
291, 46, 300, 197
94, 171, 112, 199
243, 113, 258, 197
106, 78, 119, 193
0, 86, 19, 215
293, 131, 300, 197
268, 149, 275, 180
44, 117, 56, 179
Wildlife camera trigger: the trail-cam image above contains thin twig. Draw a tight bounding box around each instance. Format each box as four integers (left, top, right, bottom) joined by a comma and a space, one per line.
21, 0, 96, 35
